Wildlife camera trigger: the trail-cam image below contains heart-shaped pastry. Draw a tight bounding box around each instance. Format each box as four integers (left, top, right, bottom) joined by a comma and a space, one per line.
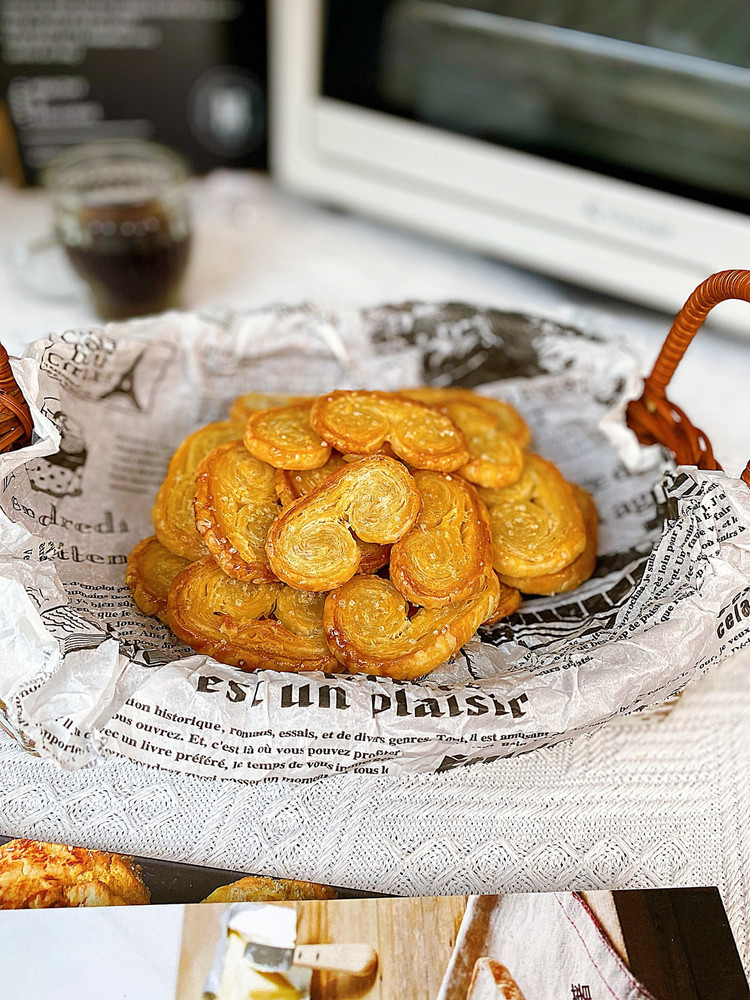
229, 391, 310, 425
126, 535, 190, 621
152, 421, 240, 560
310, 390, 470, 471
323, 571, 500, 679
480, 453, 586, 577
390, 471, 493, 607
402, 386, 531, 447
194, 441, 279, 583
244, 402, 331, 470
497, 485, 598, 594
266, 455, 420, 590
440, 399, 524, 489
167, 557, 338, 672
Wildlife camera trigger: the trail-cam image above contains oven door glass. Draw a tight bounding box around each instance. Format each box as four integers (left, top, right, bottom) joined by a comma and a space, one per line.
322, 0, 750, 212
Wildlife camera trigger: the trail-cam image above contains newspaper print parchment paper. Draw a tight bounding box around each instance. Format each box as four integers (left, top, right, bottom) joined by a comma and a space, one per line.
1, 304, 749, 782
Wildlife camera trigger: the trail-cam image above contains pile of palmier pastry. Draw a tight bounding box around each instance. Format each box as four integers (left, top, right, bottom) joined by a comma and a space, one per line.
126, 387, 597, 680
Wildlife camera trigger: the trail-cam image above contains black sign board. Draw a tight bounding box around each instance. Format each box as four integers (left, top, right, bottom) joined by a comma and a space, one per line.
0, 0, 267, 184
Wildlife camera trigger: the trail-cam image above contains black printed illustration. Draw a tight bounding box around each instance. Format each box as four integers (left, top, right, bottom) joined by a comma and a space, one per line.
26, 410, 88, 499
97, 349, 146, 410
41, 606, 108, 656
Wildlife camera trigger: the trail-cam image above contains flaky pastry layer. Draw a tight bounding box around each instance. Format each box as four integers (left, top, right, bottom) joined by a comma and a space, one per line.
244, 401, 331, 470
152, 421, 240, 560
266, 455, 421, 591
401, 386, 531, 448
126, 535, 190, 621
194, 440, 279, 582
480, 453, 586, 577
390, 471, 493, 607
310, 390, 470, 471
324, 572, 501, 679
497, 485, 598, 594
441, 399, 524, 489
0, 839, 149, 908
167, 557, 338, 672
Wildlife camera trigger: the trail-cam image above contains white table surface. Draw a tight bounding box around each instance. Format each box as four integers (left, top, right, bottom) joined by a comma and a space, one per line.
1, 171, 749, 980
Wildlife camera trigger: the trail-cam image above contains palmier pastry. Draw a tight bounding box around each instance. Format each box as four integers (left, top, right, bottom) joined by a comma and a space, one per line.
497, 485, 598, 595
480, 453, 586, 577
266, 455, 421, 591
126, 535, 191, 621
167, 558, 338, 672
194, 441, 278, 582
244, 402, 331, 470
402, 386, 531, 448
275, 453, 390, 574
441, 399, 524, 489
390, 471, 493, 607
310, 390, 470, 471
229, 392, 309, 425
0, 839, 149, 908
202, 875, 336, 904
324, 571, 500, 679
152, 421, 240, 560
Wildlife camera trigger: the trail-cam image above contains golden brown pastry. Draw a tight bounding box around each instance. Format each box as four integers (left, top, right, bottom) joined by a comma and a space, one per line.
0, 839, 150, 908
441, 400, 524, 489
390, 471, 493, 607
266, 455, 421, 591
497, 485, 598, 595
194, 441, 279, 582
323, 571, 500, 679
126, 535, 191, 622
202, 875, 337, 904
274, 452, 348, 506
480, 453, 586, 578
244, 402, 331, 470
466, 958, 527, 1000
482, 577, 523, 625
152, 421, 240, 560
310, 390, 470, 471
229, 392, 310, 425
167, 557, 338, 672
402, 386, 531, 448
275, 453, 391, 574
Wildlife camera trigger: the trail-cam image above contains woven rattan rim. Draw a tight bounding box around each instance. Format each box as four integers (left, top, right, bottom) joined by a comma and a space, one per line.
0, 278, 748, 489
0, 343, 33, 452
626, 269, 750, 489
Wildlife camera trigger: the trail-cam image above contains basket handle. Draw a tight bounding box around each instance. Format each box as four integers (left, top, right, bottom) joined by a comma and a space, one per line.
626, 269, 750, 489
0, 342, 33, 452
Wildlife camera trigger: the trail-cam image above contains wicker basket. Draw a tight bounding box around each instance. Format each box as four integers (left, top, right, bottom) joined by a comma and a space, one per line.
0, 273, 748, 732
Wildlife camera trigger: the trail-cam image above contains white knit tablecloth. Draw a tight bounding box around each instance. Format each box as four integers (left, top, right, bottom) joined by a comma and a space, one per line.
1, 171, 749, 977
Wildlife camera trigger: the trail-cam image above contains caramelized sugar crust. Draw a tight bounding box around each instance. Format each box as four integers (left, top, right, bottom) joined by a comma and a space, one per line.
390, 471, 493, 607
152, 420, 240, 560
310, 390, 470, 471
126, 535, 190, 621
167, 557, 338, 672
0, 839, 150, 908
323, 572, 501, 679
497, 485, 598, 595
266, 455, 421, 591
194, 440, 279, 582
244, 402, 331, 470
480, 453, 586, 577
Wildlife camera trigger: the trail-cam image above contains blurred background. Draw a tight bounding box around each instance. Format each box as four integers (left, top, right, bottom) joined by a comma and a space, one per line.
3, 0, 750, 339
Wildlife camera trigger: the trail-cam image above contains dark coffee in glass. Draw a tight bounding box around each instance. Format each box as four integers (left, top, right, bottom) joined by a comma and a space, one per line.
43, 141, 191, 320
